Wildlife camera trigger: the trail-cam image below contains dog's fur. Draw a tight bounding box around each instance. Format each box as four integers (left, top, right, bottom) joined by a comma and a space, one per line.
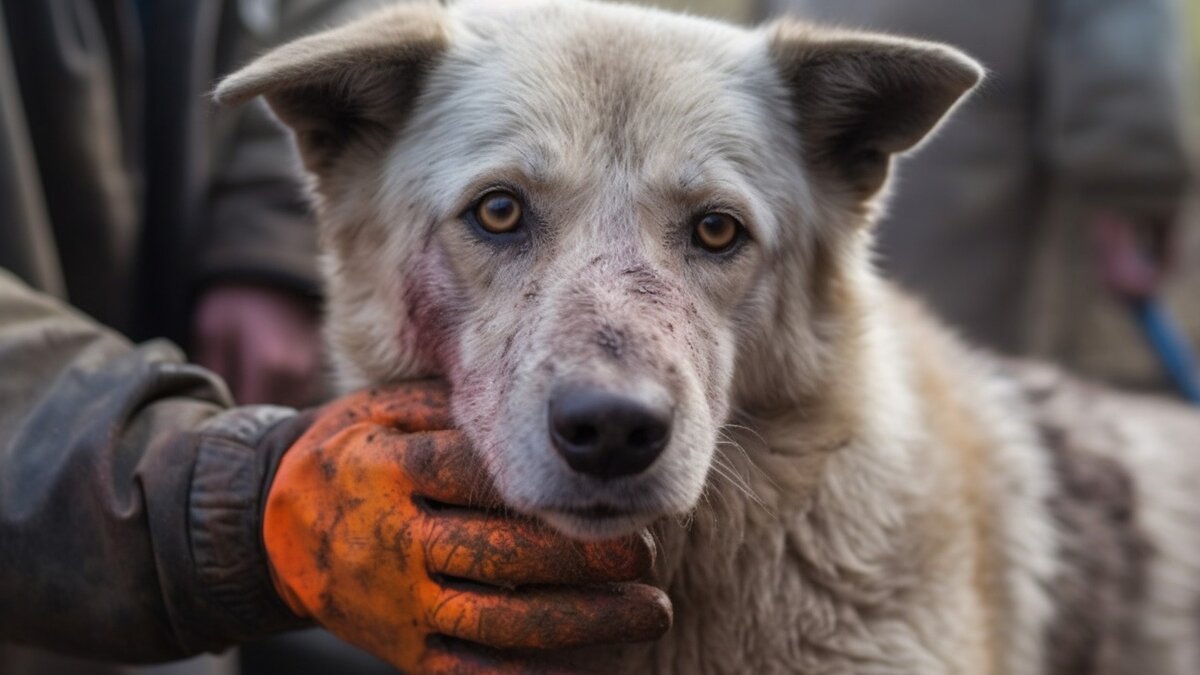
218, 1, 1200, 672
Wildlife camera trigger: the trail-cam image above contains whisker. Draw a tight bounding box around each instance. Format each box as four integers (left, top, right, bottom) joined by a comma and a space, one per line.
707, 449, 765, 511
716, 424, 781, 496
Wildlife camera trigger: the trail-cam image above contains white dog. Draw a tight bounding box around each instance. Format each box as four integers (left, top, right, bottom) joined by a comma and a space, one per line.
219, 2, 1200, 672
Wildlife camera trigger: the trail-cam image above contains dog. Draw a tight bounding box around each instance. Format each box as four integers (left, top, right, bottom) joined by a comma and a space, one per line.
218, 1, 1200, 672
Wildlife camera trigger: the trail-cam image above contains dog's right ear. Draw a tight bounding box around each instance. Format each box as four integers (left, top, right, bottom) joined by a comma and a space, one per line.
767, 21, 982, 203
215, 4, 448, 174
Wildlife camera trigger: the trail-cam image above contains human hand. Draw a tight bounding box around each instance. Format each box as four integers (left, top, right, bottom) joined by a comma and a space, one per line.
1094, 212, 1177, 300
264, 381, 672, 674
193, 283, 323, 406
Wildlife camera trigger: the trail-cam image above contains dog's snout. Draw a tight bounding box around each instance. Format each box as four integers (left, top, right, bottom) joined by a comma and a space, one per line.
549, 384, 672, 479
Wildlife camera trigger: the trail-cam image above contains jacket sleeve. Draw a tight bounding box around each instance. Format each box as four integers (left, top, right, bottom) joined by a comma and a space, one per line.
0, 269, 309, 661
1040, 0, 1191, 219
198, 99, 320, 296
195, 0, 369, 298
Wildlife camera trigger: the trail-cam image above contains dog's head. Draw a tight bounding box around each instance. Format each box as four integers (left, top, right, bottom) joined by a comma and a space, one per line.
219, 0, 980, 539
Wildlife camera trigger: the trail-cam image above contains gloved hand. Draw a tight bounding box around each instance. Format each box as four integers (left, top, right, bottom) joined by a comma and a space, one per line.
264, 381, 672, 673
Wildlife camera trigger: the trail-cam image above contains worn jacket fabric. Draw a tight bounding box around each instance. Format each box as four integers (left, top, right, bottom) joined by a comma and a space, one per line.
0, 1, 358, 670
0, 0, 323, 342
0, 270, 310, 667
761, 0, 1191, 363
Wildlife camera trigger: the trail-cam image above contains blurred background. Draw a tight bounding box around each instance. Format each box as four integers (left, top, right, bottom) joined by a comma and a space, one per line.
0, 0, 1196, 674
1193, 0, 1200, 130
669, 0, 1200, 399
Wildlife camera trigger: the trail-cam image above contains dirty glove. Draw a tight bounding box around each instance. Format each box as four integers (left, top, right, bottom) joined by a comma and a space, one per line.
263, 381, 672, 673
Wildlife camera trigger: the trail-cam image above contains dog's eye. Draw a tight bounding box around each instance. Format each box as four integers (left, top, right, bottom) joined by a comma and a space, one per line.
474, 191, 524, 234
693, 213, 742, 253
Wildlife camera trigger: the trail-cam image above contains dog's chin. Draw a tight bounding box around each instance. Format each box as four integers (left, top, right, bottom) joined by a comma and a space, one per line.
536, 506, 662, 541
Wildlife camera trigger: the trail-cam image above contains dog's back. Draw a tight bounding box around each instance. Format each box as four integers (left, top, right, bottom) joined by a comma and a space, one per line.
875, 292, 1200, 675
1010, 359, 1200, 674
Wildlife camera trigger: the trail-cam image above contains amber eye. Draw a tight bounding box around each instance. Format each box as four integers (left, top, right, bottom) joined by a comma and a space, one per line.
693, 213, 741, 252
474, 191, 524, 234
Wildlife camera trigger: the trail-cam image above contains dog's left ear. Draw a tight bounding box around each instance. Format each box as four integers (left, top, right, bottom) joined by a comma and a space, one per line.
768, 21, 983, 201
215, 3, 448, 176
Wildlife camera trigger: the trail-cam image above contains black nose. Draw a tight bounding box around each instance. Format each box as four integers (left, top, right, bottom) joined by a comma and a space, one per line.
548, 384, 673, 479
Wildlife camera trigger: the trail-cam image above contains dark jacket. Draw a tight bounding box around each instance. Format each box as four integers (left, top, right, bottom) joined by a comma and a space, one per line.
0, 0, 355, 671
0, 269, 310, 666
0, 0, 324, 342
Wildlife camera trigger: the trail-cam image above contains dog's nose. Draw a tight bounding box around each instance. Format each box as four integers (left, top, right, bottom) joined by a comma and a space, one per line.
548, 384, 672, 479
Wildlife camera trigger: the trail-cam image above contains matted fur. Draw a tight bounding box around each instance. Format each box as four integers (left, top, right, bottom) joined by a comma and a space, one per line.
219, 2, 1200, 672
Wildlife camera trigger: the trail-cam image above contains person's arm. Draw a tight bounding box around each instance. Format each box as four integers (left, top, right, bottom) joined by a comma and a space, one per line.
0, 269, 672, 669
0, 268, 308, 660
191, 0, 373, 407
191, 86, 323, 408
196, 90, 319, 299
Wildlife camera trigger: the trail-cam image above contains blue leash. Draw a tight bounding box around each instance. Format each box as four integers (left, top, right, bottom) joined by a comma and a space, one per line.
1132, 298, 1200, 404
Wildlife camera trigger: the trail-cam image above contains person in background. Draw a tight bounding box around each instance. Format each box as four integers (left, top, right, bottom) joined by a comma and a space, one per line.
0, 0, 350, 671
0, 1, 337, 673
760, 0, 1194, 390
0, 0, 330, 409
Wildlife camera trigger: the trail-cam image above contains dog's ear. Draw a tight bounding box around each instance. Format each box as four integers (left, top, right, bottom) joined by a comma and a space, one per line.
215, 4, 448, 174
768, 21, 982, 201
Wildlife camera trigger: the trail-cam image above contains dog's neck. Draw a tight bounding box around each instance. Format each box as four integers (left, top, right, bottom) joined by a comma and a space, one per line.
640, 276, 982, 673
656, 270, 923, 567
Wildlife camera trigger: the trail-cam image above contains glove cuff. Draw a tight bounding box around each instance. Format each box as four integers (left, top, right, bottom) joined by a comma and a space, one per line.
187, 406, 317, 642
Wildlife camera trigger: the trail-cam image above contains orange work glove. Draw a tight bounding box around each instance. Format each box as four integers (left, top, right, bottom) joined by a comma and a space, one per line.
264, 381, 672, 673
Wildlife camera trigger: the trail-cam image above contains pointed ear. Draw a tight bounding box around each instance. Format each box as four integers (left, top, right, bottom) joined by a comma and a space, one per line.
215, 3, 448, 174
768, 21, 983, 201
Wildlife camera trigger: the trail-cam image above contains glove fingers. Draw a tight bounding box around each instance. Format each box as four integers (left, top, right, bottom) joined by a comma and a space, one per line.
360, 380, 455, 431
308, 381, 454, 441
302, 424, 500, 509
426, 516, 654, 586
429, 583, 672, 650
393, 429, 504, 509
420, 642, 579, 675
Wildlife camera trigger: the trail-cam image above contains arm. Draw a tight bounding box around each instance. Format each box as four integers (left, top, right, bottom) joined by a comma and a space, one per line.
197, 92, 319, 299
197, 0, 401, 298
0, 269, 671, 669
191, 1, 362, 406
0, 268, 307, 661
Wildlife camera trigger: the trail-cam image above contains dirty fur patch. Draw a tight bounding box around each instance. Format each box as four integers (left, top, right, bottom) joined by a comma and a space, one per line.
1040, 426, 1150, 674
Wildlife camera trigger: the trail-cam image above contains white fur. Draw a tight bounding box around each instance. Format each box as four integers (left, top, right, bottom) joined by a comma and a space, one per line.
218, 2, 1200, 672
